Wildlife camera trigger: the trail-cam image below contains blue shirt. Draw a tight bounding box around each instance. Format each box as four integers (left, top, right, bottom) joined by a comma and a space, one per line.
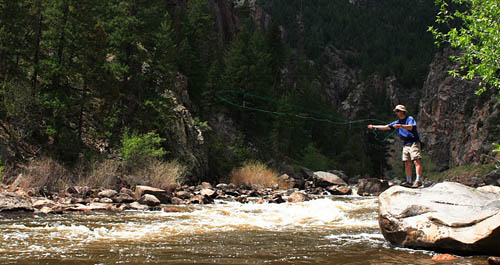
388, 116, 420, 146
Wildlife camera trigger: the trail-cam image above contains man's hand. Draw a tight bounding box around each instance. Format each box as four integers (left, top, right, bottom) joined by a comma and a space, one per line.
368, 124, 374, 130
393, 124, 401, 129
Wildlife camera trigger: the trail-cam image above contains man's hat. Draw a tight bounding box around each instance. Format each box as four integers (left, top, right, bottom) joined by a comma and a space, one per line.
393, 105, 407, 112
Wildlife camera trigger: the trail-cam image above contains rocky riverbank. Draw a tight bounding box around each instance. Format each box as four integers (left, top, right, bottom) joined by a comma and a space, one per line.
0, 170, 370, 215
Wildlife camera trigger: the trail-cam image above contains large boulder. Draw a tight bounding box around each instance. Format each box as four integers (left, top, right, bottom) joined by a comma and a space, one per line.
313, 171, 348, 187
378, 182, 500, 255
357, 178, 390, 196
135, 185, 171, 204
0, 192, 34, 213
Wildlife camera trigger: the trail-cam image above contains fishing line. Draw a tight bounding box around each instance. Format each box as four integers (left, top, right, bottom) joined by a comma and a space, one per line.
215, 90, 396, 142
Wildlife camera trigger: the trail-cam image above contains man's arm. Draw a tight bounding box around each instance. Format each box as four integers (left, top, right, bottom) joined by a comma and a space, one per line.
367, 124, 391, 130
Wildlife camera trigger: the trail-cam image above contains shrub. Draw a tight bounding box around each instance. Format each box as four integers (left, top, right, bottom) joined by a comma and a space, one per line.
16, 157, 71, 193
119, 129, 167, 167
84, 159, 125, 189
300, 143, 329, 171
137, 159, 187, 189
230, 160, 278, 188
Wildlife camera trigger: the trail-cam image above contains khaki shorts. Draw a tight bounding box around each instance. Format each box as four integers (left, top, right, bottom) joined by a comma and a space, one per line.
402, 142, 422, 161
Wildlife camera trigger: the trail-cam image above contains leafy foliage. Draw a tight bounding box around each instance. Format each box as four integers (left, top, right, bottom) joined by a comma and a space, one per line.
119, 129, 166, 167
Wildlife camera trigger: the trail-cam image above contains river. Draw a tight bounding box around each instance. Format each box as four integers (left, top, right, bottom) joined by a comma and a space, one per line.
0, 196, 487, 264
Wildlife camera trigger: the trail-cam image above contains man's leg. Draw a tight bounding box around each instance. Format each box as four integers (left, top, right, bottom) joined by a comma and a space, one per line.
414, 158, 422, 184
405, 160, 413, 183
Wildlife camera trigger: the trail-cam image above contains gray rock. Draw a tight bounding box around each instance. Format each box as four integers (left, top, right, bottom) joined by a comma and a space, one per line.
171, 197, 185, 205
379, 182, 500, 255
201, 182, 213, 189
357, 178, 390, 196
0, 192, 34, 212
313, 171, 347, 188
98, 189, 118, 198
287, 191, 310, 203
175, 190, 192, 200
200, 188, 216, 198
129, 201, 150, 210
136, 185, 171, 204
112, 193, 136, 203
326, 185, 351, 195
138, 194, 161, 207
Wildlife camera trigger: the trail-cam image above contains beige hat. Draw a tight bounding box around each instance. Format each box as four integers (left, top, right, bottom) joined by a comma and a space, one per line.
393, 105, 407, 112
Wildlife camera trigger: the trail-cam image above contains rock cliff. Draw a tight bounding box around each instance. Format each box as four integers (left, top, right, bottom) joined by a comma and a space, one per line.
418, 48, 500, 171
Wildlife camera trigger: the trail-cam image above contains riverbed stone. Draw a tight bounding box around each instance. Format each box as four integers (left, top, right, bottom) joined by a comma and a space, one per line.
287, 191, 310, 202
0, 192, 34, 212
98, 189, 118, 198
200, 188, 216, 198
112, 193, 136, 203
138, 194, 161, 207
201, 182, 213, 189
357, 178, 390, 196
326, 185, 352, 195
313, 171, 347, 188
378, 182, 500, 255
171, 197, 185, 205
477, 185, 500, 194
135, 185, 171, 204
32, 198, 57, 209
129, 201, 150, 210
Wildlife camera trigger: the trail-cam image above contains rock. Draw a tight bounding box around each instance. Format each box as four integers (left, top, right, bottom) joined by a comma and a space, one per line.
357, 178, 390, 196
313, 171, 347, 188
175, 190, 192, 200
0, 192, 34, 212
328, 170, 349, 183
135, 185, 171, 204
379, 182, 500, 255
278, 174, 296, 189
66, 186, 92, 197
200, 188, 216, 198
120, 187, 135, 198
485, 170, 500, 186
32, 198, 57, 209
489, 257, 500, 265
112, 193, 136, 203
171, 197, 185, 205
431, 254, 457, 261
326, 185, 352, 195
201, 182, 213, 189
88, 202, 114, 211
129, 201, 150, 210
269, 194, 285, 204
287, 191, 310, 202
39, 206, 55, 214
99, 198, 113, 203
98, 189, 118, 198
188, 194, 213, 205
418, 48, 499, 172
300, 167, 315, 180
163, 206, 181, 212
477, 185, 500, 194
138, 194, 161, 207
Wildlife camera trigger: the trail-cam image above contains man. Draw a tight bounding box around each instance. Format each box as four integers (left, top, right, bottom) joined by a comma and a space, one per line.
367, 105, 422, 187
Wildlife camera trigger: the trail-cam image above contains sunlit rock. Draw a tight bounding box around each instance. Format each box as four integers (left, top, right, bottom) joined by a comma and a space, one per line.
0, 192, 33, 213
379, 182, 500, 255
98, 189, 118, 198
287, 191, 310, 203
357, 178, 390, 196
138, 194, 161, 207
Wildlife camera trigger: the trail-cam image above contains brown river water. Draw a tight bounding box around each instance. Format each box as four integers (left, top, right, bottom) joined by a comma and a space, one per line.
0, 196, 488, 264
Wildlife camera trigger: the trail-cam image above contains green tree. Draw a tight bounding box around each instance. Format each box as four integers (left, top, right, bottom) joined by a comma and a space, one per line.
430, 0, 500, 101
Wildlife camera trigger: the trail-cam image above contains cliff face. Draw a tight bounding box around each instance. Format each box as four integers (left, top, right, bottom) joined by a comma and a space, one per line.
418, 49, 500, 171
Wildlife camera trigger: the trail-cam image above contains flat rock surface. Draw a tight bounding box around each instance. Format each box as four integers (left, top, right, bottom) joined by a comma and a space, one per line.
378, 182, 500, 255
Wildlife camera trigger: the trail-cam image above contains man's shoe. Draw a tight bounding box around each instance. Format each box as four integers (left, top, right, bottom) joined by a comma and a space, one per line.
412, 180, 421, 188
401, 181, 412, 187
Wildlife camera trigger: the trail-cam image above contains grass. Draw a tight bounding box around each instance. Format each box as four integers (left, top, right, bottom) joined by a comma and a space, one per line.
15, 157, 72, 194
230, 161, 279, 188
137, 159, 186, 190
426, 163, 497, 183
